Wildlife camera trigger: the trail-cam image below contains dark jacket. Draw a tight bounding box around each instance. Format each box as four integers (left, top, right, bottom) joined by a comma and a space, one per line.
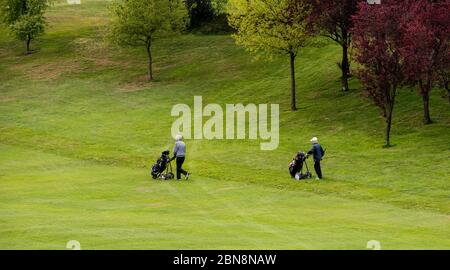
308, 143, 325, 162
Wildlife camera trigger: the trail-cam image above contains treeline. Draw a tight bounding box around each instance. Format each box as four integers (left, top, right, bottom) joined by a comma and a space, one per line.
229, 0, 449, 147
186, 0, 230, 32
0, 0, 449, 147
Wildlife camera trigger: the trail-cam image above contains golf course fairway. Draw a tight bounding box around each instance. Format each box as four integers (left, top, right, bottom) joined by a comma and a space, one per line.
0, 0, 449, 249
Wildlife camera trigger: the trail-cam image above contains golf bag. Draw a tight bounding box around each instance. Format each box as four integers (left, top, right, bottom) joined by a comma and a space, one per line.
289, 151, 312, 180
151, 150, 174, 180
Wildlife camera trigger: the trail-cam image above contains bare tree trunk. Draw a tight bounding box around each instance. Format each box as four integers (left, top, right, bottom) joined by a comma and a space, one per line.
384, 85, 397, 147
341, 34, 350, 92
385, 110, 392, 147
422, 92, 432, 124
385, 96, 395, 147
26, 35, 31, 54
290, 52, 297, 111
146, 40, 153, 81
420, 80, 432, 124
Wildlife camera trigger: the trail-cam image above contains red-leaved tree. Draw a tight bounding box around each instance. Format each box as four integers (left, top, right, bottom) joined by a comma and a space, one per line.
352, 0, 406, 147
400, 0, 450, 124
306, 0, 363, 92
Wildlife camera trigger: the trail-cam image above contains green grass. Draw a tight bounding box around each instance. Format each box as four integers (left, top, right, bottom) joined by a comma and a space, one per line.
0, 0, 449, 249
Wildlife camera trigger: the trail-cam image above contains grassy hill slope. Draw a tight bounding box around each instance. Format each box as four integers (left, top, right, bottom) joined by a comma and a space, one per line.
0, 0, 449, 249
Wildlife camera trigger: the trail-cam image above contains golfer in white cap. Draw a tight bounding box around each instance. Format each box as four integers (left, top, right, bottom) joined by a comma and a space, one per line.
172, 134, 190, 180
307, 137, 325, 179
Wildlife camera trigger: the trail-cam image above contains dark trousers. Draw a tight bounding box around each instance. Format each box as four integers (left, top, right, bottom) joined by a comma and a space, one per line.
314, 160, 322, 179
176, 156, 188, 179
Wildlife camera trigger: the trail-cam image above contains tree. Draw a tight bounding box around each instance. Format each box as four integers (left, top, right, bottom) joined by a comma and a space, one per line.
186, 0, 215, 29
0, 0, 49, 54
211, 0, 227, 12
228, 0, 312, 111
352, 1, 406, 147
186, 0, 230, 32
306, 0, 363, 92
400, 0, 450, 124
109, 0, 188, 81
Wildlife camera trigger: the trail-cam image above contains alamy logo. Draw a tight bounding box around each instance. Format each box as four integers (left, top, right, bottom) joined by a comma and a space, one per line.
171, 96, 279, 150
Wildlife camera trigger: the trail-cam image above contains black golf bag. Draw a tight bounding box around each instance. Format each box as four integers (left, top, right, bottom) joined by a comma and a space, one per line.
289, 151, 312, 180
151, 150, 174, 180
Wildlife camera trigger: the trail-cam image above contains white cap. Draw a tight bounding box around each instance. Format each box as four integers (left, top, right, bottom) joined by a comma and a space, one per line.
175, 134, 183, 141
310, 137, 318, 143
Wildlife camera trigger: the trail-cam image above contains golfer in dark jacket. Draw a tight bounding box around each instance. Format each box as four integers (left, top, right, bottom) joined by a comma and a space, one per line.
307, 137, 325, 180
172, 134, 190, 180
